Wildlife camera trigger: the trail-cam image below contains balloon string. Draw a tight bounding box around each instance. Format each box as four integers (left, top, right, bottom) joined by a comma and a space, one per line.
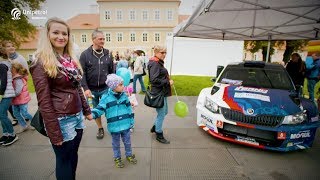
172, 84, 179, 102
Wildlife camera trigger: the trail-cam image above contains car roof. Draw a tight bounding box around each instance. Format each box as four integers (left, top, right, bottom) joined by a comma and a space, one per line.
227, 61, 283, 69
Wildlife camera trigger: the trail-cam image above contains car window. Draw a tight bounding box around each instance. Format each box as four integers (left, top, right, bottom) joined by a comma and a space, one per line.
218, 66, 294, 90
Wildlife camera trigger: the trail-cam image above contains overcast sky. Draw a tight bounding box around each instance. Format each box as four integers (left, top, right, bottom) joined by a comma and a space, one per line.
28, 0, 202, 26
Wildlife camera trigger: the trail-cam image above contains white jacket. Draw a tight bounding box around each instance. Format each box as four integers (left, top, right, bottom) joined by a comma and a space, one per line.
133, 56, 145, 75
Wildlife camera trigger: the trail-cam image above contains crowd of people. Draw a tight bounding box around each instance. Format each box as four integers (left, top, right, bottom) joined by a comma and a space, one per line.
1, 16, 320, 179
0, 17, 173, 179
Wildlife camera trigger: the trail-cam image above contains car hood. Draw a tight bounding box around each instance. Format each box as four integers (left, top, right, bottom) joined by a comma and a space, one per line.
221, 85, 301, 116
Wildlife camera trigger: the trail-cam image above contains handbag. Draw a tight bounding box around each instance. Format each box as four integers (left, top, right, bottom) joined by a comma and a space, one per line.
144, 89, 164, 108
30, 110, 48, 137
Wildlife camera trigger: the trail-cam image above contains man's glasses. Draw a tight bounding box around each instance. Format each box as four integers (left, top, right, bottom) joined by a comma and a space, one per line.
160, 52, 167, 54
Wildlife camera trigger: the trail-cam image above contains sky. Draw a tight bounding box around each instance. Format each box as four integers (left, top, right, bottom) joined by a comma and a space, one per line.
27, 0, 202, 26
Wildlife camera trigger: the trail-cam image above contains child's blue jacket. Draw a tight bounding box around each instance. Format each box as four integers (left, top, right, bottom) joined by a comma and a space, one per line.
91, 89, 134, 133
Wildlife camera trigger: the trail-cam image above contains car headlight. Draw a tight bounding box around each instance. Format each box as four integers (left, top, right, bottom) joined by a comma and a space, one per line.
205, 97, 220, 113
282, 111, 307, 124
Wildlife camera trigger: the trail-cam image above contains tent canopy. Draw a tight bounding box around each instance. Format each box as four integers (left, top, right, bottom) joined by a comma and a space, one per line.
174, 0, 320, 40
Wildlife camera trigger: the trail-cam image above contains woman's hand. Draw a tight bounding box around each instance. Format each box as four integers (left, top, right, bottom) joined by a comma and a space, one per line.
86, 114, 93, 121
84, 90, 92, 98
169, 80, 174, 85
53, 141, 63, 146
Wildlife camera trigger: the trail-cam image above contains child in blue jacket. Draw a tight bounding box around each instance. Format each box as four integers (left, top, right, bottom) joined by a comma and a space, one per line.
91, 74, 137, 168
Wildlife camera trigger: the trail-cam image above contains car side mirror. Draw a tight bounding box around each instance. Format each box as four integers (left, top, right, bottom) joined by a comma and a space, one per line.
211, 77, 216, 82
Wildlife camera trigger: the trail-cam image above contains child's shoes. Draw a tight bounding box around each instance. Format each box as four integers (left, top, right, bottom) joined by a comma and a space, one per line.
114, 158, 124, 168
126, 154, 137, 164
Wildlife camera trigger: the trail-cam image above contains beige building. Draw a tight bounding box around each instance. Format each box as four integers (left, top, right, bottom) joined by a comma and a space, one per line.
71, 0, 181, 56
18, 0, 186, 59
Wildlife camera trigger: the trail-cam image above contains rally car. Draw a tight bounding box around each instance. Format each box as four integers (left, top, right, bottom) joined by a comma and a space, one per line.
196, 61, 320, 151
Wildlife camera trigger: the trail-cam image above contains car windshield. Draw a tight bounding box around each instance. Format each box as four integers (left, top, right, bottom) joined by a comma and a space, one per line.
218, 66, 294, 90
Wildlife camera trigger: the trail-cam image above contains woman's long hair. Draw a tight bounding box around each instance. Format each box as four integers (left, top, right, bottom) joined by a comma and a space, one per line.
34, 17, 82, 78
291, 53, 305, 73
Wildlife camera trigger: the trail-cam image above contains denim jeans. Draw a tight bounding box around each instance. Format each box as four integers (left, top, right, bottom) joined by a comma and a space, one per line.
12, 103, 33, 128
0, 97, 15, 136
91, 89, 109, 108
57, 112, 85, 142
307, 79, 318, 101
111, 129, 132, 158
133, 74, 146, 93
155, 97, 168, 133
52, 129, 83, 180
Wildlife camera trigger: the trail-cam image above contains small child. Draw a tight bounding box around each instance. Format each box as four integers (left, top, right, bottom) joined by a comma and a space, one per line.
91, 74, 137, 168
11, 63, 33, 133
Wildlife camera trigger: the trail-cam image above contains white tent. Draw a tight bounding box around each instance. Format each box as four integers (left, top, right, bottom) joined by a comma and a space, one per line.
175, 0, 320, 40
172, 0, 320, 64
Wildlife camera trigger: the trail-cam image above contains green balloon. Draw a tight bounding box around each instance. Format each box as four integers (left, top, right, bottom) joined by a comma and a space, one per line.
174, 101, 189, 118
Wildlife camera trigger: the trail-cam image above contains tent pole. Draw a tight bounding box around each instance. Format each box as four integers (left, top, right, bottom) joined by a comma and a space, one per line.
169, 36, 175, 76
266, 35, 271, 62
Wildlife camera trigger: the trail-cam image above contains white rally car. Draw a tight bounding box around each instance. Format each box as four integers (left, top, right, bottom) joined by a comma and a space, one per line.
196, 61, 320, 151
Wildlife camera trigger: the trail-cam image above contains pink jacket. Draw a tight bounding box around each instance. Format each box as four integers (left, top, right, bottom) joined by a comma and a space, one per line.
12, 75, 31, 105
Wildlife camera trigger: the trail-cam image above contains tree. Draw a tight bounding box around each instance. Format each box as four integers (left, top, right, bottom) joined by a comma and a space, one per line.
282, 40, 309, 63
0, 0, 45, 46
244, 41, 277, 62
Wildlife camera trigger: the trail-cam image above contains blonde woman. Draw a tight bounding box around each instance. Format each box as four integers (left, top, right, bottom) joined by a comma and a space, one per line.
0, 43, 18, 146
148, 46, 173, 144
30, 17, 92, 180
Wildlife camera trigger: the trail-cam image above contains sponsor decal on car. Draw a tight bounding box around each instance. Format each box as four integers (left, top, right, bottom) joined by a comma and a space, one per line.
235, 86, 268, 94
290, 130, 311, 139
236, 136, 259, 145
200, 114, 214, 124
234, 92, 270, 102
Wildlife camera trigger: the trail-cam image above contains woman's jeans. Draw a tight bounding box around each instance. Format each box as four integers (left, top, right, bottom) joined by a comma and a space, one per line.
111, 129, 132, 158
155, 97, 168, 133
52, 112, 85, 180
133, 74, 146, 93
12, 103, 33, 128
307, 79, 318, 101
0, 97, 15, 136
52, 129, 83, 180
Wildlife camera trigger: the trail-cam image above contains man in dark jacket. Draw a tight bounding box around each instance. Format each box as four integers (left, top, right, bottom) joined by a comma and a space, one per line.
80, 30, 114, 139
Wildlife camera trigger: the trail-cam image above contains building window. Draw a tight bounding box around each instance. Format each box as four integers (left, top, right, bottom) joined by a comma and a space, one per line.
105, 10, 111, 20
130, 33, 136, 42
117, 32, 123, 42
154, 10, 160, 20
167, 32, 173, 37
142, 10, 148, 21
129, 10, 136, 20
28, 54, 33, 62
167, 10, 173, 21
105, 33, 111, 42
116, 10, 122, 21
81, 34, 87, 43
71, 34, 75, 43
142, 33, 148, 42
155, 33, 160, 42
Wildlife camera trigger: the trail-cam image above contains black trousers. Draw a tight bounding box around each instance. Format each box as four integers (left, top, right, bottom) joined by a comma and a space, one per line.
52, 129, 83, 180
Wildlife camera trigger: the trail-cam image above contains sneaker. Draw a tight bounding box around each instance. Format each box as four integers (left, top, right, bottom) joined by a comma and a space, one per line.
126, 154, 137, 164
96, 128, 104, 139
16, 126, 30, 134
12, 120, 18, 126
0, 136, 8, 145
2, 135, 18, 146
114, 158, 124, 168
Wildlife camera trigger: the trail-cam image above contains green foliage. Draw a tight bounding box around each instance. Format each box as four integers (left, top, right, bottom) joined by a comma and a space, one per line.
27, 75, 35, 93
244, 40, 276, 62
282, 40, 309, 63
0, 0, 45, 46
144, 75, 213, 96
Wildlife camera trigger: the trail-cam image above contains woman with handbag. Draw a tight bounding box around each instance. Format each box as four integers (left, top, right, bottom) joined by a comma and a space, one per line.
148, 45, 173, 144
30, 17, 92, 180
